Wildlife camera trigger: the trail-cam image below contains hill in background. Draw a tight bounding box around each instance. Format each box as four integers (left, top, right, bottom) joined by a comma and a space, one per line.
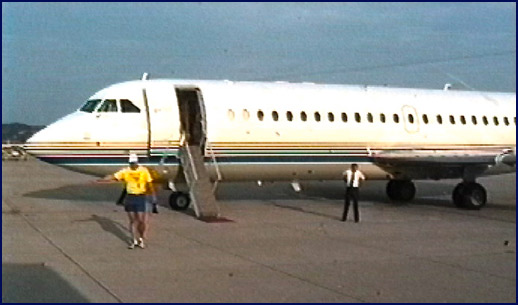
2, 123, 45, 144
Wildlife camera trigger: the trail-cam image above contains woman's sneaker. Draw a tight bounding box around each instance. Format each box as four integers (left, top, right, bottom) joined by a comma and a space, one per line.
128, 240, 138, 249
137, 238, 145, 249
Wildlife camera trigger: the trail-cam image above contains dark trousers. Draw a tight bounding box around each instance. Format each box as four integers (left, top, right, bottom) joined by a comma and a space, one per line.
342, 187, 360, 222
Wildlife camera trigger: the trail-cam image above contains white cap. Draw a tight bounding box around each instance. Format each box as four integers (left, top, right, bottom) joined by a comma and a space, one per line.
128, 153, 138, 163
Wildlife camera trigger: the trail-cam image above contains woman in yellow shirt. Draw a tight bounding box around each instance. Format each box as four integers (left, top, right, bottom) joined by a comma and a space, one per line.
103, 154, 156, 249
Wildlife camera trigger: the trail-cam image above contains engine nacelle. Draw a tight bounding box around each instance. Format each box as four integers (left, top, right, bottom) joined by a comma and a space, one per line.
495, 148, 516, 167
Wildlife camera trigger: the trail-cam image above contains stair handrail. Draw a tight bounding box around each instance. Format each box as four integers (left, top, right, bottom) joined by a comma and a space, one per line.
184, 143, 199, 181
206, 141, 222, 193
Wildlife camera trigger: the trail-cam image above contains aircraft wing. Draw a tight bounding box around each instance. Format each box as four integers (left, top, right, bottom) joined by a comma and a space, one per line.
372, 148, 516, 180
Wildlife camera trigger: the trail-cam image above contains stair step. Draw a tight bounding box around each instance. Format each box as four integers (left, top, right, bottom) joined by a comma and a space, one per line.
179, 145, 219, 219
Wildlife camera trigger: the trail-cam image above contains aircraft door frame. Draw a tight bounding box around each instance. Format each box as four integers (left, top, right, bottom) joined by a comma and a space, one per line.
401, 105, 420, 134
175, 87, 207, 151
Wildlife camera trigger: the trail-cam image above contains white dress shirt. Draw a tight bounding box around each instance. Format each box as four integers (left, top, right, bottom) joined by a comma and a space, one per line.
343, 169, 365, 187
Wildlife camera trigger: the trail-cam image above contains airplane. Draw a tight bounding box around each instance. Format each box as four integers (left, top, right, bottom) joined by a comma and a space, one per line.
25, 74, 516, 212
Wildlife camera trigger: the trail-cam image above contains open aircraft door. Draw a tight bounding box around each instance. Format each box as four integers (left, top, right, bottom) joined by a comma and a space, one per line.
175, 87, 207, 152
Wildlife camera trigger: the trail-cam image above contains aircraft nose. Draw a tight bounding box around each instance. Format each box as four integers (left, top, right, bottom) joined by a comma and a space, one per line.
24, 112, 87, 157
24, 124, 57, 157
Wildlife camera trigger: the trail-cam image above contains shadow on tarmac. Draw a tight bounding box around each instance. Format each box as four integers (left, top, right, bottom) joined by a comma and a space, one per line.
75, 214, 129, 243
2, 263, 90, 303
21, 180, 514, 212
23, 183, 122, 202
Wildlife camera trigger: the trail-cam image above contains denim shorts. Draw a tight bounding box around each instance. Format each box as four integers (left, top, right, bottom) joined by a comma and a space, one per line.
124, 194, 147, 212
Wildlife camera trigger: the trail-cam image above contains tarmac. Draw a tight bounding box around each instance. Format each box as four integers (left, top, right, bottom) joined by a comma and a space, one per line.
2, 158, 516, 303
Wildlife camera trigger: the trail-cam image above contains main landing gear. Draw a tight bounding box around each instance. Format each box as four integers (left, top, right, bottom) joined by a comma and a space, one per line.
452, 182, 487, 210
385, 179, 487, 210
386, 180, 416, 201
169, 192, 191, 210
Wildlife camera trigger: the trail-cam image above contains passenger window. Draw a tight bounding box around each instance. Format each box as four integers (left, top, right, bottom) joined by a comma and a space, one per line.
460, 115, 466, 125
286, 111, 293, 122
341, 112, 348, 122
328, 112, 334, 122
449, 115, 455, 124
80, 99, 102, 113
257, 110, 264, 121
436, 115, 443, 124
367, 113, 373, 123
493, 116, 499, 126
300, 111, 307, 122
120, 99, 141, 113
482, 116, 488, 125
227, 109, 235, 121
393, 114, 400, 123
314, 112, 321, 122
380, 113, 386, 123
272, 111, 279, 121
243, 109, 250, 121
355, 113, 361, 123
503, 117, 509, 126
98, 99, 118, 112
422, 114, 428, 124
471, 115, 477, 125
408, 114, 414, 124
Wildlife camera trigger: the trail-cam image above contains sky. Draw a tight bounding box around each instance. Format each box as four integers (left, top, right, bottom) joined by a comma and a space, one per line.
2, 2, 516, 125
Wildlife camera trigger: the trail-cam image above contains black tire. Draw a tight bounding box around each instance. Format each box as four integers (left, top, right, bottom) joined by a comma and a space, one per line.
169, 192, 191, 210
460, 182, 486, 210
386, 180, 398, 200
386, 180, 415, 201
398, 180, 416, 201
452, 183, 466, 208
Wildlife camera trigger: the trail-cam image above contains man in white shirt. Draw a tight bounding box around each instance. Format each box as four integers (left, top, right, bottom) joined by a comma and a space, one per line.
342, 163, 366, 222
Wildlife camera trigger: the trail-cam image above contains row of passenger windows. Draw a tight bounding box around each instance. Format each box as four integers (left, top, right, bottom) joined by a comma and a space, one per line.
227, 109, 516, 127
80, 99, 141, 113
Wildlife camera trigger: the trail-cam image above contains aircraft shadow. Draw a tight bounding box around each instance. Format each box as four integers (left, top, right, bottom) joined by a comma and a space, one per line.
215, 181, 456, 208
2, 263, 90, 303
22, 180, 514, 212
23, 183, 123, 202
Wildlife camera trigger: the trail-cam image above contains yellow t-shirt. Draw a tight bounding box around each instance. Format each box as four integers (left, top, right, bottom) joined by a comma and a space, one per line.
114, 166, 153, 195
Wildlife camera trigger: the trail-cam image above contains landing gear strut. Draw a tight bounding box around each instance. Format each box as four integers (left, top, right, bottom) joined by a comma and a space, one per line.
452, 182, 486, 210
386, 180, 416, 201
169, 192, 191, 210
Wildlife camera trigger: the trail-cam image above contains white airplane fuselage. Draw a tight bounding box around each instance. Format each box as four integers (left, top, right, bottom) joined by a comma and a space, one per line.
26, 78, 516, 209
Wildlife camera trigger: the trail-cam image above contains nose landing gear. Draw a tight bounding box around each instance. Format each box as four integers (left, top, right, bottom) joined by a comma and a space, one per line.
169, 192, 191, 210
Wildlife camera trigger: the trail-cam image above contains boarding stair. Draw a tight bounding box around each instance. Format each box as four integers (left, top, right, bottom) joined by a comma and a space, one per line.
179, 144, 220, 220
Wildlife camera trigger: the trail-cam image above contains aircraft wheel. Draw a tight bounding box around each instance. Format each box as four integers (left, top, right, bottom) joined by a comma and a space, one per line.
386, 180, 399, 200
452, 183, 466, 208
386, 180, 416, 201
460, 182, 486, 210
169, 192, 191, 210
397, 180, 416, 201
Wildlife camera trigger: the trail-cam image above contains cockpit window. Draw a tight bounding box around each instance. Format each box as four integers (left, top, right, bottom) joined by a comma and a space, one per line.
120, 99, 141, 113
97, 99, 118, 112
80, 99, 102, 113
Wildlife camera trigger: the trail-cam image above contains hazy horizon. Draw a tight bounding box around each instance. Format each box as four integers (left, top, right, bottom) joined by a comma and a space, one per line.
2, 2, 516, 126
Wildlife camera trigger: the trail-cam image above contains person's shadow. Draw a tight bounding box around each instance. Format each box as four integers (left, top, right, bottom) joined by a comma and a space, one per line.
76, 214, 129, 243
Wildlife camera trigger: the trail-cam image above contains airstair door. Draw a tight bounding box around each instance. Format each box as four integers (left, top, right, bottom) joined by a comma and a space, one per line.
175, 87, 219, 220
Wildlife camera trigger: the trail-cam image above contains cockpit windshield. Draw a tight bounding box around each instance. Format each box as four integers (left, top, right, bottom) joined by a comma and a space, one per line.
80, 99, 102, 113
97, 99, 118, 112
